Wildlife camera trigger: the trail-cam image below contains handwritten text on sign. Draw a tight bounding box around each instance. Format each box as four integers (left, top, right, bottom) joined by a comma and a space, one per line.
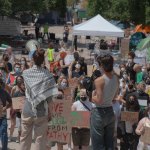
121, 111, 139, 122
47, 100, 72, 143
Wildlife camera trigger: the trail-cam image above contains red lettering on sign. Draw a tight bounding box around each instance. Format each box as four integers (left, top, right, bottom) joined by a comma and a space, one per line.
63, 133, 69, 141
53, 103, 64, 114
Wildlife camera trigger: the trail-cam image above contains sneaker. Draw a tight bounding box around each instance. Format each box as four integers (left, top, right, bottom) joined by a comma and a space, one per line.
8, 137, 12, 142
16, 139, 20, 143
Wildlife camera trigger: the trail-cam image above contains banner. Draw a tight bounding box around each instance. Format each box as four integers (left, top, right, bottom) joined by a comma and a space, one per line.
121, 111, 139, 122
71, 111, 90, 128
12, 96, 25, 110
47, 100, 72, 143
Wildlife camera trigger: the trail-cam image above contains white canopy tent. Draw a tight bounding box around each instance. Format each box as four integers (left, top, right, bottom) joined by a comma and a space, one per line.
73, 14, 124, 37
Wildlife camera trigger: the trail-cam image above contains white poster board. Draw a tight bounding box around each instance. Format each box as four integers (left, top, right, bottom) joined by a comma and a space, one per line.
138, 99, 147, 107
134, 57, 146, 65
64, 55, 74, 65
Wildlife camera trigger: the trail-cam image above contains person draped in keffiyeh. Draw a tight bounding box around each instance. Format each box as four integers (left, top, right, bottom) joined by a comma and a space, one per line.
23, 65, 58, 116
22, 49, 58, 116
20, 49, 59, 150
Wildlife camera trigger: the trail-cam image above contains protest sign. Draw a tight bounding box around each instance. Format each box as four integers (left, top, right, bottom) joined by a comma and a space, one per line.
134, 57, 146, 65
12, 96, 25, 110
71, 111, 90, 128
140, 125, 150, 144
138, 99, 147, 107
47, 100, 72, 143
64, 54, 74, 65
68, 78, 79, 87
63, 88, 71, 96
121, 111, 139, 122
121, 38, 129, 58
63, 87, 75, 101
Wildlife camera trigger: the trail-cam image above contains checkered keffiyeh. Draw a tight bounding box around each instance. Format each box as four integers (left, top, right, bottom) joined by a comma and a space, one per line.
23, 65, 58, 115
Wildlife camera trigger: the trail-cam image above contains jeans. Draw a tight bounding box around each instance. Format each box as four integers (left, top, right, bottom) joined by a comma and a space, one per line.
0, 118, 8, 150
90, 107, 115, 150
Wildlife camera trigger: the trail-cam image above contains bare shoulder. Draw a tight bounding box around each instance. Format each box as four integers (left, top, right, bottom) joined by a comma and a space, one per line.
94, 76, 105, 86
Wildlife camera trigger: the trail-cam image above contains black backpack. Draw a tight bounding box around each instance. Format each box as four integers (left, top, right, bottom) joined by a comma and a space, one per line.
82, 77, 93, 92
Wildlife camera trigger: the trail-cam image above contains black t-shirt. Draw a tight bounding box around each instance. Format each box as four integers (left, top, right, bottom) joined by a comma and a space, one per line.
80, 63, 87, 75
0, 88, 12, 107
126, 63, 136, 83
72, 70, 83, 78
7, 62, 13, 72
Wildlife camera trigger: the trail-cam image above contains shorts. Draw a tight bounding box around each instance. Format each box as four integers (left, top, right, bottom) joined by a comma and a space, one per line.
72, 128, 90, 146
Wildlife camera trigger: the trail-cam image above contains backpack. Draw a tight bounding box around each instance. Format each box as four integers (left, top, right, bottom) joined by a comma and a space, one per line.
82, 77, 93, 92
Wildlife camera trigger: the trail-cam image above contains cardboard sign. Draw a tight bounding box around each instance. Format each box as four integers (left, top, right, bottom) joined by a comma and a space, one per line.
47, 100, 72, 143
121, 111, 139, 122
138, 99, 147, 107
12, 96, 25, 110
121, 38, 130, 58
71, 111, 90, 128
140, 125, 150, 144
63, 88, 74, 101
68, 78, 79, 87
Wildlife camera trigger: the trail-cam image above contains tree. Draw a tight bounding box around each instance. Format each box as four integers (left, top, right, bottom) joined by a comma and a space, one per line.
129, 0, 146, 24
87, 0, 149, 24
87, 0, 112, 17
0, 0, 67, 17
81, 0, 88, 9
56, 0, 67, 17
0, 0, 12, 16
106, 0, 130, 21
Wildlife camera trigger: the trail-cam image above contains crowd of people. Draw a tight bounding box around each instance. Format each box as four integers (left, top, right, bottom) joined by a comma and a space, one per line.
0, 42, 150, 150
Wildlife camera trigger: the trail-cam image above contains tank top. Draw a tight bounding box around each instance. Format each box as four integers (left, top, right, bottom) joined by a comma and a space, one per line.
47, 48, 54, 62
97, 74, 118, 108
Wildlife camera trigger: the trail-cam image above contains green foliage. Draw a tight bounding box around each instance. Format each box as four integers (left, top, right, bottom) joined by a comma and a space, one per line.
87, 0, 150, 24
88, 0, 112, 17
0, 0, 12, 16
0, 0, 67, 17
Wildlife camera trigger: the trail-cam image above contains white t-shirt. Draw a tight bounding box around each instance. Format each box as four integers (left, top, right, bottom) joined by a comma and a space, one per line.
72, 100, 95, 111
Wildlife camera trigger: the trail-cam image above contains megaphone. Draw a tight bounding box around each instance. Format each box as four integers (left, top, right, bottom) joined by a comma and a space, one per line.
25, 39, 40, 52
